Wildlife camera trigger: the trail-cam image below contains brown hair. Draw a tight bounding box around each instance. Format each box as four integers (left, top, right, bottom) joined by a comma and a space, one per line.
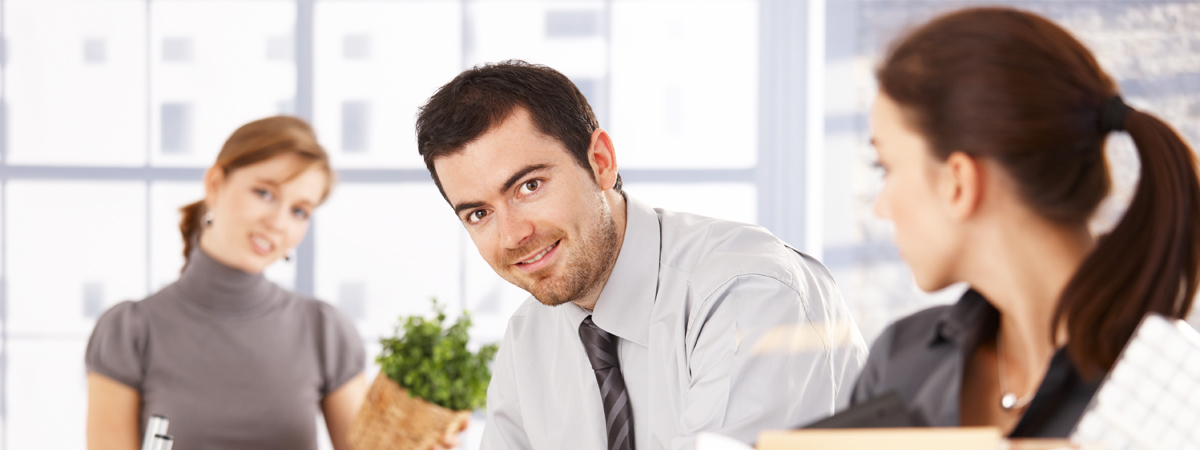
180, 116, 333, 265
416, 60, 619, 202
879, 7, 1200, 377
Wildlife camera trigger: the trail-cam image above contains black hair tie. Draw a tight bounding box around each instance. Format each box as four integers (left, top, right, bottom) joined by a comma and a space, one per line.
1099, 95, 1132, 133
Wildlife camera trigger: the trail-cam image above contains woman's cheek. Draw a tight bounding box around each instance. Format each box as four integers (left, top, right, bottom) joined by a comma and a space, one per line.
286, 223, 309, 250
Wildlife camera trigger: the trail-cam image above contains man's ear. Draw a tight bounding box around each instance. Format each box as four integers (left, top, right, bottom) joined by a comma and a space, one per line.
586, 129, 619, 191
203, 166, 226, 211
940, 151, 984, 222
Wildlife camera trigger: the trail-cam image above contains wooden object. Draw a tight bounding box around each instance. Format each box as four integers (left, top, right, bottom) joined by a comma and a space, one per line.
757, 427, 1003, 450
349, 373, 471, 450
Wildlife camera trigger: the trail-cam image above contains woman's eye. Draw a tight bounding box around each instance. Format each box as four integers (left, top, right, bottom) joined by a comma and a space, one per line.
292, 208, 310, 220
255, 188, 275, 201
520, 179, 540, 195
468, 210, 488, 224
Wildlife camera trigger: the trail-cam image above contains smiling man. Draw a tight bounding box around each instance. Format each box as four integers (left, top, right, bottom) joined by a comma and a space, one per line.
416, 61, 868, 450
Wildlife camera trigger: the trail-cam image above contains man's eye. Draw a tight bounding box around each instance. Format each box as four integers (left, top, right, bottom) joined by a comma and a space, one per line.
468, 210, 488, 223
520, 179, 540, 194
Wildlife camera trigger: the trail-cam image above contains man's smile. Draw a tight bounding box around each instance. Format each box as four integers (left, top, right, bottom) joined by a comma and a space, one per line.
514, 240, 562, 273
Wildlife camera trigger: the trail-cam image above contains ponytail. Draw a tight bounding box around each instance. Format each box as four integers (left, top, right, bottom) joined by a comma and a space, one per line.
1055, 109, 1200, 378
875, 7, 1200, 379
179, 200, 207, 270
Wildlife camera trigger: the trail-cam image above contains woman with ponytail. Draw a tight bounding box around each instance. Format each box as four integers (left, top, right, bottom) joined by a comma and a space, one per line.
851, 7, 1200, 436
84, 117, 368, 450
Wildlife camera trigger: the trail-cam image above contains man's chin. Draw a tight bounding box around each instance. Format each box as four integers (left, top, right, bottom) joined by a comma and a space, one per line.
530, 290, 575, 307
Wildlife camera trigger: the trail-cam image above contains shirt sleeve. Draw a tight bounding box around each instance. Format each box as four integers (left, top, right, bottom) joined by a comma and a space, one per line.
315, 301, 366, 396
85, 300, 148, 391
671, 274, 868, 450
481, 328, 534, 450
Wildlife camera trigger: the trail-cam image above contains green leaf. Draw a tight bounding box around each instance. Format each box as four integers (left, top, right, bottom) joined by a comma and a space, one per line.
375, 298, 499, 411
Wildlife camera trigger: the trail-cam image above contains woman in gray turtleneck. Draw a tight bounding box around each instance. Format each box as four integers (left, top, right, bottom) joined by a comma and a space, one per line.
84, 116, 366, 450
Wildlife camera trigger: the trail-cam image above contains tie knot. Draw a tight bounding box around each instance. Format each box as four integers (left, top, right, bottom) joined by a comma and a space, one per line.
579, 316, 620, 371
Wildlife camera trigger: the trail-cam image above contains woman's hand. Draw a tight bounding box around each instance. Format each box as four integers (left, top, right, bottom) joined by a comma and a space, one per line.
430, 418, 470, 450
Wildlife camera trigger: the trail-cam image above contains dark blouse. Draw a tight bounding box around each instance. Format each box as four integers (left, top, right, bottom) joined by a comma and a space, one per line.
850, 289, 1101, 437
86, 247, 365, 450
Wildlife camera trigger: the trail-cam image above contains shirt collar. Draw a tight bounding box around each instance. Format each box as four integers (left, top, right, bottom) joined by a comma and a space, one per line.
588, 195, 661, 348
177, 244, 279, 316
929, 288, 998, 348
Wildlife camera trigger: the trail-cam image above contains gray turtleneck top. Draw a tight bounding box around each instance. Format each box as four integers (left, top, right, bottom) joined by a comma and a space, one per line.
85, 247, 365, 450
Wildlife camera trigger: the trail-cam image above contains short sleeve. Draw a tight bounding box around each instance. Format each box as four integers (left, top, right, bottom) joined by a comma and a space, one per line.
85, 300, 148, 391
315, 301, 366, 396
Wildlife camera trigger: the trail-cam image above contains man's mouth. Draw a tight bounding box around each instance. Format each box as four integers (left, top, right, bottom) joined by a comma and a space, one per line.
517, 240, 560, 265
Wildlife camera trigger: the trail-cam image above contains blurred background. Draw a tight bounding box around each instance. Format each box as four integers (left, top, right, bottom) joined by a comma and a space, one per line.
0, 0, 1197, 448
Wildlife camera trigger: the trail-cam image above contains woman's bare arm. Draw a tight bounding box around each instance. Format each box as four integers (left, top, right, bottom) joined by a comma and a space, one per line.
322, 374, 368, 450
87, 372, 140, 450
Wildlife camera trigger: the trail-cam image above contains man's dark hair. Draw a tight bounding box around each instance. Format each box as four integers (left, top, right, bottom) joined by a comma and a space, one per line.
416, 60, 620, 201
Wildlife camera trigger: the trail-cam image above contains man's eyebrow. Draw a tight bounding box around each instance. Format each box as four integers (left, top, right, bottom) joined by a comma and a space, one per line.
453, 201, 486, 216
451, 164, 552, 216
500, 164, 551, 194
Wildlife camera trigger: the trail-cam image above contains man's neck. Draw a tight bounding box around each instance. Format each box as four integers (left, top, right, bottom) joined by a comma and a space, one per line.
570, 190, 628, 312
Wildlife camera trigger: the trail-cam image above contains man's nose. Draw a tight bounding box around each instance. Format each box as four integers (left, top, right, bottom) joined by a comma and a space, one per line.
497, 210, 534, 250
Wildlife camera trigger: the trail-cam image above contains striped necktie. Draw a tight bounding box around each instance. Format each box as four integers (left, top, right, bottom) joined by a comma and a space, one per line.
579, 315, 636, 450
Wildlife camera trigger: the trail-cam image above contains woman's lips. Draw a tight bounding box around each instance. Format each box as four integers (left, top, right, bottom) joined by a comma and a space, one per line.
250, 234, 275, 256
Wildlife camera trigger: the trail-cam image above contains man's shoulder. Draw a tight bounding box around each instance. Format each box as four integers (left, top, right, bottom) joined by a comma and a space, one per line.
654, 207, 832, 298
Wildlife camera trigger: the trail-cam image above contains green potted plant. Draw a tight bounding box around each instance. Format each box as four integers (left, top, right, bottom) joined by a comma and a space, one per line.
350, 300, 499, 450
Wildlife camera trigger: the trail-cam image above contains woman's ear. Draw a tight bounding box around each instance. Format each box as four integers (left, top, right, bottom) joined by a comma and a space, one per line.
203, 166, 226, 211
587, 129, 619, 191
940, 151, 984, 222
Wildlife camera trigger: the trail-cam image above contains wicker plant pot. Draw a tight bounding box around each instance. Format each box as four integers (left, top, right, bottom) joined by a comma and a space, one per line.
350, 373, 472, 450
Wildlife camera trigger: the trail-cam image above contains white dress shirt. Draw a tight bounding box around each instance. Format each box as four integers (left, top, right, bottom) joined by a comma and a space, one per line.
481, 195, 868, 450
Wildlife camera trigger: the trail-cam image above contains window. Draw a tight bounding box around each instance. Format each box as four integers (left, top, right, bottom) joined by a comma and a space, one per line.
3, 3, 1196, 450
267, 34, 293, 61
83, 37, 106, 64
342, 33, 371, 60
545, 10, 602, 38
160, 102, 193, 153
340, 100, 370, 153
161, 36, 192, 62
7, 181, 147, 337
610, 0, 758, 169
313, 0, 462, 167
149, 0, 297, 167
6, 0, 147, 167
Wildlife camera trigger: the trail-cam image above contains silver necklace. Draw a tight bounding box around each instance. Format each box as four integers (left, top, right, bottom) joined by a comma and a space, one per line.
997, 335, 1034, 411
